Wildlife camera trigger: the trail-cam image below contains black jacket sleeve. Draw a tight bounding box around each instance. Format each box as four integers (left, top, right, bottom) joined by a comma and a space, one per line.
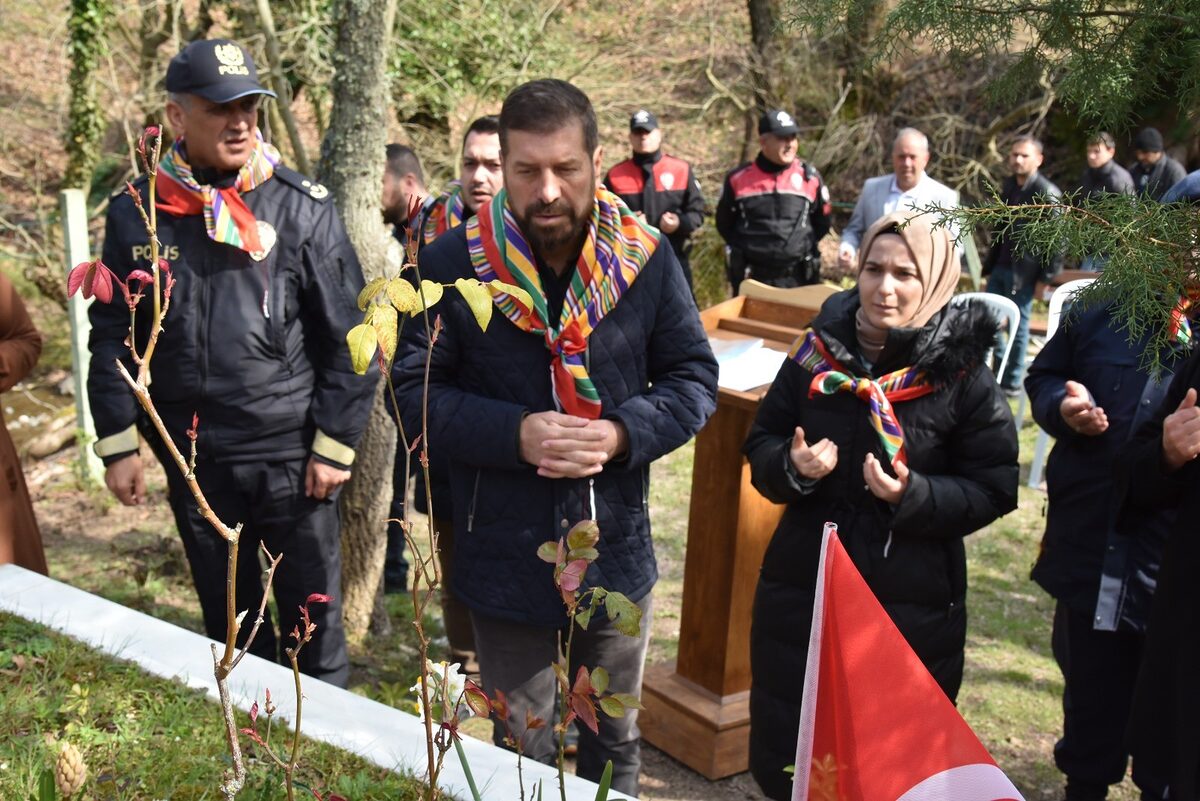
743, 358, 821, 504
674, 166, 707, 239
809, 169, 832, 247
715, 173, 737, 244
1025, 318, 1084, 440
890, 365, 1019, 539
303, 201, 378, 469
393, 235, 530, 472
88, 197, 145, 463
606, 245, 718, 470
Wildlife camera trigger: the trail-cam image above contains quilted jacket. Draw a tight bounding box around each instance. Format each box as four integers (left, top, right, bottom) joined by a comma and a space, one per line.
393, 225, 718, 626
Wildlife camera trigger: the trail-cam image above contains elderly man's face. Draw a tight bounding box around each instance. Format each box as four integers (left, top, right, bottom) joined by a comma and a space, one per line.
1086, 142, 1115, 169
759, 133, 798, 166
166, 94, 261, 172
892, 135, 930, 190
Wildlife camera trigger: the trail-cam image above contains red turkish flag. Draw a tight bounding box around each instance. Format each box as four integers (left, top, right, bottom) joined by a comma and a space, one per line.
792, 523, 1025, 801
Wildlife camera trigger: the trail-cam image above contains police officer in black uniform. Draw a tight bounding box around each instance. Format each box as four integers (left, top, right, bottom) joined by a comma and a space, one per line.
89, 39, 374, 688
716, 109, 832, 294
604, 110, 707, 291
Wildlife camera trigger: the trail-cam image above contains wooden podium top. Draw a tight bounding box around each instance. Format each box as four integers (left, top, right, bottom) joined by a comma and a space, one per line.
702, 285, 838, 411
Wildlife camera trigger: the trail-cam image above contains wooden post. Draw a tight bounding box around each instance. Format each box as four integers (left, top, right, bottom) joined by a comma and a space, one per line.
59, 188, 103, 484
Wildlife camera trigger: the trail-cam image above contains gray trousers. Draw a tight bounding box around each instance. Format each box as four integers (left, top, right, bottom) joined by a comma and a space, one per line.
470, 593, 653, 797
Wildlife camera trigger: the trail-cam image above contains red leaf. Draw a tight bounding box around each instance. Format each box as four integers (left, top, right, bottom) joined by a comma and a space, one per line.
558, 559, 587, 594
569, 691, 599, 735
249, 700, 259, 724
127, 269, 154, 285
492, 688, 509, 722
187, 413, 199, 441
524, 708, 545, 730
305, 593, 333, 606
406, 192, 426, 226
571, 665, 595, 697
240, 726, 266, 746
67, 261, 90, 298
463, 681, 491, 718
90, 262, 116, 304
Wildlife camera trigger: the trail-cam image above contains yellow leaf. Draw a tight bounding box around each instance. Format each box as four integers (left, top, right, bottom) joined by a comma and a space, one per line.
487, 279, 534, 311
371, 303, 399, 363
455, 277, 494, 331
346, 323, 378, 375
386, 277, 419, 314
357, 277, 386, 311
414, 280, 444, 315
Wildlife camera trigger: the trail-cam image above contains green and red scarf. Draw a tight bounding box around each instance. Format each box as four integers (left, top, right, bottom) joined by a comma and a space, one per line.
422, 181, 465, 246
466, 187, 659, 418
156, 132, 280, 253
789, 330, 935, 466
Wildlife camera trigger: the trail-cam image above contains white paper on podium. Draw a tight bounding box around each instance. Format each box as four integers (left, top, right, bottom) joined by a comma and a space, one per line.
711, 337, 789, 391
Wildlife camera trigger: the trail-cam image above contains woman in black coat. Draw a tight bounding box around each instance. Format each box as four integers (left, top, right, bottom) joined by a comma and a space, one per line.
742, 211, 1019, 800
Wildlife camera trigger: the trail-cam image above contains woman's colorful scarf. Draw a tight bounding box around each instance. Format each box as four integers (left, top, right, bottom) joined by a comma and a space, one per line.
156, 132, 280, 254
466, 187, 659, 418
422, 181, 465, 246
789, 330, 935, 466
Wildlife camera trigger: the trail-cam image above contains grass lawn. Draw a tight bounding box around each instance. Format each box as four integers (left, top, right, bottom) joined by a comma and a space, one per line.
0, 613, 426, 800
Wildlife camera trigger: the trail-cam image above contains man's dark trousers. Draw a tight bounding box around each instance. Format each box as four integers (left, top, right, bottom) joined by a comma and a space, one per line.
1052, 603, 1165, 800
157, 445, 350, 687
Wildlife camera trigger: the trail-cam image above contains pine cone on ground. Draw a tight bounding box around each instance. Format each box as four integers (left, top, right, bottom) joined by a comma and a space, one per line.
54, 741, 87, 797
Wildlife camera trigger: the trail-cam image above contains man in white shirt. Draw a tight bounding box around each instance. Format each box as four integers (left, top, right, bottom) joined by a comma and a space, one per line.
838, 128, 960, 270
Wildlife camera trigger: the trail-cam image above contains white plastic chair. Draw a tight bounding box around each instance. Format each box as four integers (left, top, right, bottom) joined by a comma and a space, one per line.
1027, 278, 1096, 489
950, 292, 1021, 380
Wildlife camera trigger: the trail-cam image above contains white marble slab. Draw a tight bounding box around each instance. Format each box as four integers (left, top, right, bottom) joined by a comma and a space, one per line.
0, 563, 633, 800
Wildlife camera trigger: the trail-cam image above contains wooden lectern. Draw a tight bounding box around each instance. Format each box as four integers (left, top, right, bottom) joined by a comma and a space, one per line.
640, 282, 838, 779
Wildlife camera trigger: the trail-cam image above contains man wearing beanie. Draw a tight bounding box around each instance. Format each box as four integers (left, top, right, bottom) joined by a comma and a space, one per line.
1130, 127, 1187, 201
716, 109, 832, 293
88, 38, 375, 687
604, 110, 707, 291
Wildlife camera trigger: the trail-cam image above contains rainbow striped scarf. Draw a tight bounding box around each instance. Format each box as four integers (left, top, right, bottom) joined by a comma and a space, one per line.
156, 132, 281, 254
423, 181, 465, 246
789, 330, 935, 466
466, 187, 659, 418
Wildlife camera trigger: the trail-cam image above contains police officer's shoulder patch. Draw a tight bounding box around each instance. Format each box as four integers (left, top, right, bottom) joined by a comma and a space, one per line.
273, 165, 331, 202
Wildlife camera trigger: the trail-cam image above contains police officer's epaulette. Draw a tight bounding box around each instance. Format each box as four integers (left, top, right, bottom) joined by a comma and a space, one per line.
273, 165, 332, 202
110, 173, 150, 203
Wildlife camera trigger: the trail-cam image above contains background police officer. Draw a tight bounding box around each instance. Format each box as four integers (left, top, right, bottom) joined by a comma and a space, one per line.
604, 109, 706, 290
90, 39, 374, 687
716, 109, 832, 293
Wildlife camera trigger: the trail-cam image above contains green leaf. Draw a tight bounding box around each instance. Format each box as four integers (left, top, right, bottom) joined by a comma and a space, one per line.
357, 276, 386, 310
604, 591, 642, 637
567, 546, 599, 563
567, 520, 600, 551
593, 760, 613, 801
488, 278, 535, 311
414, 280, 444, 315
598, 696, 625, 719
455, 277, 494, 331
346, 324, 378, 375
591, 666, 609, 695
35, 768, 56, 801
574, 603, 593, 630
370, 303, 399, 363
454, 737, 484, 801
385, 277, 419, 314
611, 692, 643, 710
536, 541, 560, 564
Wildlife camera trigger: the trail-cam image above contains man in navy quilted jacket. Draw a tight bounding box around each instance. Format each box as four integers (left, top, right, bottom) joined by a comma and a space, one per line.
393, 79, 718, 794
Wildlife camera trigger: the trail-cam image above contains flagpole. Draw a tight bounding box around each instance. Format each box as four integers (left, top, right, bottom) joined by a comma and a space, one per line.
791, 521, 838, 801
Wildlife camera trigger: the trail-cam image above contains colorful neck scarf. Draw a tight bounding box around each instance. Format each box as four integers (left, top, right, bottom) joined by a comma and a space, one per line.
790, 330, 935, 466
466, 187, 659, 418
1169, 297, 1194, 347
423, 181, 465, 246
156, 132, 280, 254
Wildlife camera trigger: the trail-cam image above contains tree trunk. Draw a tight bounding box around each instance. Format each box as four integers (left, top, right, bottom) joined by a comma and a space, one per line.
746, 0, 774, 113
64, 0, 111, 189
319, 0, 399, 644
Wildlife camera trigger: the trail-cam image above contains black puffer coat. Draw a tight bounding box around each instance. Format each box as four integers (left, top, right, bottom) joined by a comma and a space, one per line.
742, 289, 1018, 801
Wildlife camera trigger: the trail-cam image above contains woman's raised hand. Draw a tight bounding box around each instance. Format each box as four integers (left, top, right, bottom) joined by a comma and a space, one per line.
863, 452, 909, 504
790, 426, 838, 480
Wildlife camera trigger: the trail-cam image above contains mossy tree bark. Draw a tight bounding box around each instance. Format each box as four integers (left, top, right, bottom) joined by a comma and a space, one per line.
319, 0, 399, 643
